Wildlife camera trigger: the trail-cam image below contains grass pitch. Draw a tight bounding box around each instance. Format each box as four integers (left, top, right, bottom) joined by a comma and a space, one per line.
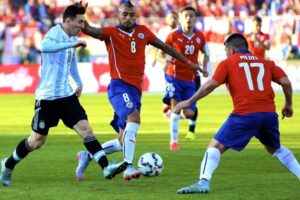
0, 93, 299, 200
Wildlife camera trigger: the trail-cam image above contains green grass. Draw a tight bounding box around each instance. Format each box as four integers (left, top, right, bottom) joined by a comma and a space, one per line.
0, 93, 299, 200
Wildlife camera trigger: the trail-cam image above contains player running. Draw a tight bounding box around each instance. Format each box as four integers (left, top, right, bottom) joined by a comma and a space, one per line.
157, 6, 209, 150
75, 1, 205, 181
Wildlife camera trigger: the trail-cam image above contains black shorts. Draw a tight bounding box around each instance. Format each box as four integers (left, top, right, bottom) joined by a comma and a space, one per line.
31, 94, 88, 135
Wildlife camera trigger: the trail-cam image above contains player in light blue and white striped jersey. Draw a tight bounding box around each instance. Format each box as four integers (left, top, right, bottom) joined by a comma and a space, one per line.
0, 2, 127, 187
36, 20, 83, 100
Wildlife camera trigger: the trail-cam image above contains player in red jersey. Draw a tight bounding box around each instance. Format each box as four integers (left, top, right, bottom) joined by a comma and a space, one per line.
158, 6, 209, 150
245, 16, 270, 58
75, 1, 205, 181
174, 33, 300, 194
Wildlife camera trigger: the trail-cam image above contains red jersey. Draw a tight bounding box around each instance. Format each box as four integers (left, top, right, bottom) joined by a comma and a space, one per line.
213, 51, 286, 114
165, 27, 206, 82
245, 32, 270, 58
101, 25, 157, 91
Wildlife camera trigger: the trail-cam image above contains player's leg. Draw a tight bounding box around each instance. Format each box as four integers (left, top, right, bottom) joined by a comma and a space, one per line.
257, 112, 300, 180
177, 114, 253, 194
267, 145, 300, 179
169, 98, 181, 150
64, 95, 127, 180
0, 131, 47, 187
1, 99, 55, 186
102, 114, 123, 155
177, 139, 226, 194
122, 109, 142, 180
183, 108, 197, 140
74, 120, 127, 180
183, 81, 198, 140
75, 113, 123, 180
107, 79, 142, 180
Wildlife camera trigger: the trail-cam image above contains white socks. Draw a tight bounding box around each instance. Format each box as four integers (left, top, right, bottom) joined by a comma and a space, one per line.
122, 122, 140, 164
170, 113, 180, 144
273, 145, 300, 178
199, 147, 221, 181
102, 138, 122, 155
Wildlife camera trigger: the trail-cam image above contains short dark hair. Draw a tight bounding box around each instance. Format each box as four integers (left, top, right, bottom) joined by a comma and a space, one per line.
122, 0, 135, 8
179, 6, 197, 15
224, 33, 249, 49
63, 2, 86, 22
253, 16, 262, 23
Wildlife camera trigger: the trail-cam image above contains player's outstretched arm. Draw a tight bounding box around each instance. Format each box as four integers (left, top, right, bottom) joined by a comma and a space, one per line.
150, 39, 203, 72
174, 79, 219, 113
82, 21, 103, 40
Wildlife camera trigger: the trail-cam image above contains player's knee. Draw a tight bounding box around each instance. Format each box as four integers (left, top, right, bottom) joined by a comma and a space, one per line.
264, 145, 277, 155
182, 109, 194, 119
127, 110, 141, 124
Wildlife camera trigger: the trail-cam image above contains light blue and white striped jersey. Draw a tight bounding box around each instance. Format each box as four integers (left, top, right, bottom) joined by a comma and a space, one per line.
35, 24, 82, 100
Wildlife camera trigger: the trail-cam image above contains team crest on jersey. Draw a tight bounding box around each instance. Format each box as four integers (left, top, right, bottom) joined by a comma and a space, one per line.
126, 102, 133, 108
196, 37, 201, 44
138, 33, 144, 39
39, 120, 45, 129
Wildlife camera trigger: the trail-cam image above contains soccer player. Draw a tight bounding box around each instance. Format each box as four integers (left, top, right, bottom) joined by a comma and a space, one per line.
76, 1, 204, 181
0, 2, 127, 187
245, 16, 270, 58
158, 6, 209, 150
174, 33, 300, 194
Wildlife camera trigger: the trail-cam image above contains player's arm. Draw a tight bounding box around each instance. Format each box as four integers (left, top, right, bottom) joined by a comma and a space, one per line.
256, 34, 270, 50
70, 56, 83, 97
200, 44, 210, 77
278, 76, 293, 118
173, 79, 220, 113
150, 38, 202, 71
82, 21, 103, 40
41, 38, 85, 53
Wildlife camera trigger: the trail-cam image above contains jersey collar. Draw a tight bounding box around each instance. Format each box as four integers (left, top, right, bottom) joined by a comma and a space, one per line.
234, 49, 252, 54
178, 26, 196, 40
116, 23, 138, 33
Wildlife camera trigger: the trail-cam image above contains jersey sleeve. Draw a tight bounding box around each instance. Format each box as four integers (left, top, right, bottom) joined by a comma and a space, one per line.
199, 32, 207, 53
270, 61, 287, 83
212, 60, 228, 84
144, 26, 158, 44
101, 26, 113, 40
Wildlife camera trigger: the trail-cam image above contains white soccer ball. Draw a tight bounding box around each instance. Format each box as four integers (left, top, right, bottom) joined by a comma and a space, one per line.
138, 152, 163, 177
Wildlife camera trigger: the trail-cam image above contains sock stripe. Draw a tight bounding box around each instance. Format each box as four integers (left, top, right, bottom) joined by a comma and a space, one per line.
13, 150, 21, 161
83, 136, 96, 143
93, 150, 105, 162
202, 151, 208, 175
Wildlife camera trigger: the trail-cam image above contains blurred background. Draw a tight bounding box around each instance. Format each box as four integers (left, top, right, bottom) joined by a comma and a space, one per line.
0, 0, 299, 93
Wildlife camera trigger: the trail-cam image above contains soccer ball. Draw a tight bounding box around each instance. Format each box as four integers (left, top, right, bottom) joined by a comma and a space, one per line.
137, 152, 163, 177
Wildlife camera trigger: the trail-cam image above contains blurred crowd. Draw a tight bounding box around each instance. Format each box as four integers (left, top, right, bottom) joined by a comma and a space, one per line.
0, 0, 300, 64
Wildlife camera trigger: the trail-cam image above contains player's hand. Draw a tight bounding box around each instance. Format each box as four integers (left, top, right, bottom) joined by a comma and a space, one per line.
166, 57, 175, 65
281, 104, 293, 119
75, 87, 83, 97
201, 68, 209, 77
73, 40, 87, 48
174, 100, 191, 113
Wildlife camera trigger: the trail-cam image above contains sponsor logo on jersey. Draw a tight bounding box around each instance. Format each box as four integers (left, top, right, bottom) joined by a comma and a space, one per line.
196, 37, 201, 44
